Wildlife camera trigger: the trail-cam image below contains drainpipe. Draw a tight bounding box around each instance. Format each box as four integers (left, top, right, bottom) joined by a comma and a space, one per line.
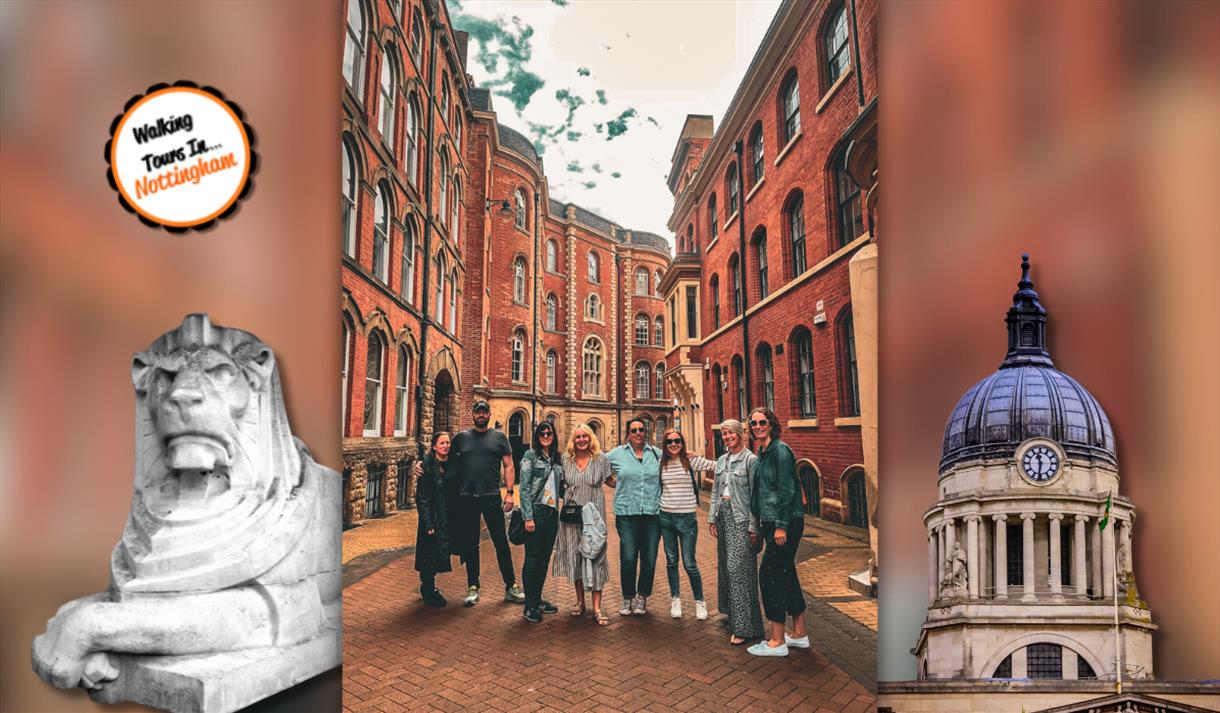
849, 0, 866, 107
733, 139, 752, 413
614, 250, 623, 440
531, 191, 540, 427
414, 10, 441, 460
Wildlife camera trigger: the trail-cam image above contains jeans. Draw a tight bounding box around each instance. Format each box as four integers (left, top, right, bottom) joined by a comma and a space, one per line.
521, 506, 558, 608
615, 514, 660, 599
659, 511, 704, 600
462, 494, 517, 588
759, 518, 807, 623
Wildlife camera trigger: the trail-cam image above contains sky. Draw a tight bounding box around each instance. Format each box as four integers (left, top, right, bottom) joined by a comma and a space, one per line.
447, 0, 782, 240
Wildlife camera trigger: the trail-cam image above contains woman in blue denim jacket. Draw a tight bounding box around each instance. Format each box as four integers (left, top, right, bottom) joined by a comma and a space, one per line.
709, 419, 765, 644
518, 421, 564, 623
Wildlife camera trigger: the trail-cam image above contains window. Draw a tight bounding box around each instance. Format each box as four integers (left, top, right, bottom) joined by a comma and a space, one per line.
838, 165, 864, 246
669, 298, 677, 347
405, 98, 419, 185
712, 364, 724, 421
448, 269, 457, 331
729, 254, 743, 316
787, 192, 807, 276
754, 228, 769, 299
1077, 655, 1096, 680
587, 250, 600, 283
710, 275, 721, 328
685, 285, 698, 339
511, 329, 526, 382
365, 463, 385, 517
586, 293, 601, 320
635, 314, 649, 345
513, 257, 527, 303
545, 294, 557, 330
635, 362, 650, 400
758, 344, 775, 413
838, 310, 860, 416
545, 351, 557, 393
826, 3, 851, 85
342, 319, 352, 431
748, 122, 764, 186
795, 329, 815, 417
409, 9, 424, 67
1007, 522, 1023, 586
363, 331, 385, 435
707, 194, 719, 241
378, 48, 397, 149
654, 315, 663, 346
450, 176, 461, 239
372, 182, 391, 282
846, 469, 866, 527
655, 363, 666, 400
733, 357, 746, 420
799, 464, 820, 516
1060, 525, 1073, 586
440, 72, 450, 115
514, 188, 527, 230
726, 164, 739, 216
781, 71, 801, 143
583, 337, 603, 395
635, 267, 649, 295
400, 219, 415, 303
434, 253, 446, 323
685, 224, 694, 253
453, 113, 462, 152
1027, 644, 1063, 679
394, 346, 411, 435
992, 655, 1012, 679
653, 270, 662, 296
343, 0, 367, 95
438, 150, 449, 224
545, 239, 557, 271
342, 138, 358, 257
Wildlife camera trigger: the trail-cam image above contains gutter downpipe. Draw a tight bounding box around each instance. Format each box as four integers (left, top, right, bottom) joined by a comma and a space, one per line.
531, 191, 540, 428
414, 9, 441, 462
733, 139, 752, 414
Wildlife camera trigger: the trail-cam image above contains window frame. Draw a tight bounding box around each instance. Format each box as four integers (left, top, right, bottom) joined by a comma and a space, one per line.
635, 362, 651, 400
342, 138, 358, 258
634, 313, 650, 346
394, 345, 411, 436
343, 0, 367, 96
781, 71, 801, 144
400, 218, 416, 303
825, 3, 852, 87
372, 181, 391, 283
748, 122, 765, 187
378, 47, 397, 149
362, 331, 385, 436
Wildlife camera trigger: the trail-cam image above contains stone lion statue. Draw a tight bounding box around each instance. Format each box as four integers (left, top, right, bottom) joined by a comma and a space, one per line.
32, 315, 340, 712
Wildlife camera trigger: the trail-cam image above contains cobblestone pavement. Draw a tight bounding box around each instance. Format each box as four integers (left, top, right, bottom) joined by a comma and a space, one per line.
343, 495, 876, 712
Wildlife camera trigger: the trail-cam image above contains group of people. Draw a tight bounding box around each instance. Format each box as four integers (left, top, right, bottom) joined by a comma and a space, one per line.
412, 399, 810, 656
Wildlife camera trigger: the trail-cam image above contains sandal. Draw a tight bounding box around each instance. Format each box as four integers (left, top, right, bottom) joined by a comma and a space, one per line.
570, 603, 586, 618
594, 610, 609, 626
730, 635, 746, 645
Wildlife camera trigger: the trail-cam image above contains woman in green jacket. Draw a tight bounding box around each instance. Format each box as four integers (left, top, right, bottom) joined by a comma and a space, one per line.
747, 408, 810, 657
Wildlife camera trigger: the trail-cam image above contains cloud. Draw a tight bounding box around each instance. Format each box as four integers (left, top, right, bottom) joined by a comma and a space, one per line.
582, 181, 598, 189
611, 172, 622, 179
551, 0, 569, 5
646, 116, 660, 127
566, 130, 582, 141
448, 5, 544, 113
606, 107, 638, 140
591, 162, 602, 173
566, 160, 584, 173
595, 89, 608, 105
577, 67, 591, 77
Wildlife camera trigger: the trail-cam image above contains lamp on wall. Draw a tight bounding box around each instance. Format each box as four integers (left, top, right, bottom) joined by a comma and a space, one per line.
485, 198, 513, 217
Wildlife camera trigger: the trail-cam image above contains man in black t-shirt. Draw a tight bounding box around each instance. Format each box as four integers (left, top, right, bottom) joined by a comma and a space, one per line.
423, 400, 523, 606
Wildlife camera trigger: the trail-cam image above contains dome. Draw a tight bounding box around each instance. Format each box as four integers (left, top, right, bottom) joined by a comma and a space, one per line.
939, 255, 1117, 473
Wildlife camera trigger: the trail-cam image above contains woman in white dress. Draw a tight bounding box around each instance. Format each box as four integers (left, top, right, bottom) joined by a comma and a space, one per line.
552, 423, 616, 625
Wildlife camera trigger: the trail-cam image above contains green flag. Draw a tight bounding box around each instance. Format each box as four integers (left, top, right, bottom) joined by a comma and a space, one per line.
1098, 492, 1112, 530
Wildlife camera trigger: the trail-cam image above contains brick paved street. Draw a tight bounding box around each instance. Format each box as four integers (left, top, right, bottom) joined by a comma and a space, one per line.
343, 494, 876, 712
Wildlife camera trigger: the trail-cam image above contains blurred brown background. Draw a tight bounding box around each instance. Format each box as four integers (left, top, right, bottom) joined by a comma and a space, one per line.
0, 1, 339, 710
880, 1, 1220, 681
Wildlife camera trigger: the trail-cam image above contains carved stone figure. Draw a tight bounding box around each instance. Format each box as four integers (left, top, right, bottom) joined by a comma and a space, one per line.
32, 315, 341, 712
940, 542, 968, 599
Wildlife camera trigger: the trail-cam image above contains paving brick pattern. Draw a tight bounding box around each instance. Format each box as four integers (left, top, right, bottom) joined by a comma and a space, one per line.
343, 494, 876, 712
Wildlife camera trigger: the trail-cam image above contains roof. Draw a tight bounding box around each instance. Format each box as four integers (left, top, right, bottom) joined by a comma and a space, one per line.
497, 123, 539, 164
470, 87, 491, 112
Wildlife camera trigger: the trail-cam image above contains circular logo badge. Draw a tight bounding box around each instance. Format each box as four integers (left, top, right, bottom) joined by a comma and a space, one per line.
107, 83, 255, 231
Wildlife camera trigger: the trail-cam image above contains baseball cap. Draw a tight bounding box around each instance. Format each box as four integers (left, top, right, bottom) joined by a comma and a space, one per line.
472, 399, 491, 412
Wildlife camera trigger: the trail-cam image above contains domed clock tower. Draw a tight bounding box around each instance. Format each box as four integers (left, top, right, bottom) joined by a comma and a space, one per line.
915, 255, 1154, 683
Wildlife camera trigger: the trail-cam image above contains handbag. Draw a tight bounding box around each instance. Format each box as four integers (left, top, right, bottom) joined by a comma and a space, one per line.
507, 508, 526, 545
559, 501, 583, 524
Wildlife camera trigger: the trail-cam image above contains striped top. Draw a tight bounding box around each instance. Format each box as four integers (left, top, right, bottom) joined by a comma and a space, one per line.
660, 455, 716, 514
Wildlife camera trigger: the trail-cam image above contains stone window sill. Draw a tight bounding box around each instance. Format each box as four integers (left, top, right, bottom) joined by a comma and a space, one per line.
834, 416, 862, 427
774, 131, 803, 168
723, 211, 739, 233
787, 418, 818, 429
816, 70, 852, 115
745, 177, 766, 205
705, 236, 720, 253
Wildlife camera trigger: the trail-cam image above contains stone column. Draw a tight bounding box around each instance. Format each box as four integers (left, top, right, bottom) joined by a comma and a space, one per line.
978, 515, 989, 598
1102, 514, 1116, 598
966, 515, 980, 599
1048, 513, 1064, 600
928, 528, 938, 604
1091, 520, 1103, 599
937, 525, 946, 591
1021, 512, 1036, 601
993, 514, 1008, 600
1074, 515, 1088, 599
944, 518, 956, 563
1119, 517, 1134, 576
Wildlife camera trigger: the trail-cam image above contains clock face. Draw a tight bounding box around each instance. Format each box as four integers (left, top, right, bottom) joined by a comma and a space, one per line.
1021, 445, 1060, 482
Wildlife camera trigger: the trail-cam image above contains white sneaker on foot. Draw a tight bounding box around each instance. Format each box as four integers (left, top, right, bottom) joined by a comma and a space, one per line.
463, 585, 480, 607
747, 641, 789, 657
619, 597, 633, 616
695, 600, 709, 620
784, 634, 810, 649
632, 595, 647, 615
670, 597, 682, 618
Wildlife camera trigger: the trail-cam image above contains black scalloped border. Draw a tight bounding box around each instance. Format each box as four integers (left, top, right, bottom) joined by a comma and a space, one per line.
105, 81, 258, 233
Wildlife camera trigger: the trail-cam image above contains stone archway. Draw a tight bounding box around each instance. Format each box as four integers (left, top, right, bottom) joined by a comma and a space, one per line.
432, 369, 456, 436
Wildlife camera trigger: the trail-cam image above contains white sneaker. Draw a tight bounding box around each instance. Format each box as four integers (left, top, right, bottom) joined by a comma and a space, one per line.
784, 634, 810, 649
619, 597, 633, 616
463, 585, 480, 607
747, 641, 789, 657
632, 595, 647, 615
670, 597, 682, 618
695, 600, 709, 621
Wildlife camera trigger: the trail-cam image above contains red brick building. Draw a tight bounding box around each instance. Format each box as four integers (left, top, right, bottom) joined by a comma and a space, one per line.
662, 0, 878, 527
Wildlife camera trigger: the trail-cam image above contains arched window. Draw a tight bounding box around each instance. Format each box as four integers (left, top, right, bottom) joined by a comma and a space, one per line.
545, 239, 558, 272
440, 72, 450, 114
1027, 644, 1063, 679
583, 337, 603, 396
728, 254, 743, 316
511, 329, 526, 382
586, 293, 601, 320
653, 315, 663, 346
758, 343, 775, 412
587, 419, 602, 440
707, 193, 719, 241
635, 267, 649, 295
837, 163, 864, 246
781, 70, 801, 144
653, 270, 662, 296
726, 164, 739, 216
754, 227, 769, 299
394, 346, 412, 436
409, 9, 424, 67
363, 331, 385, 435
450, 176, 462, 239
685, 224, 695, 253
434, 253, 446, 323
378, 47, 398, 149
453, 113, 462, 152
513, 256, 527, 303
635, 362, 651, 400
787, 191, 807, 277
798, 464, 821, 516
634, 314, 649, 345
655, 363, 666, 400
748, 122, 764, 186
733, 356, 746, 420
845, 467, 867, 527
448, 269, 458, 331
437, 150, 449, 224
838, 309, 860, 416
342, 319, 353, 431
545, 293, 557, 330
826, 3, 852, 85
794, 328, 816, 417
587, 250, 600, 283
400, 218, 416, 303
343, 0, 367, 95
372, 181, 391, 282
709, 275, 721, 328
514, 188, 527, 229
545, 350, 557, 393
342, 138, 358, 257
405, 97, 419, 185
991, 654, 1013, 679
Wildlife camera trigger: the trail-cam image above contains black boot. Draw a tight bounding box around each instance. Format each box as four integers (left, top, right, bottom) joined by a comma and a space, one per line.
423, 587, 447, 607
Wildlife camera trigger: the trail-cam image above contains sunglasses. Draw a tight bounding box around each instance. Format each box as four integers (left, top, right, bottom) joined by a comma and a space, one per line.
665, 438, 683, 445
749, 419, 770, 427
539, 431, 553, 436
629, 427, 647, 434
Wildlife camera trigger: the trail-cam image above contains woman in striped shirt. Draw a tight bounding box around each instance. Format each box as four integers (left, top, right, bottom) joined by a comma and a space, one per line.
658, 429, 716, 620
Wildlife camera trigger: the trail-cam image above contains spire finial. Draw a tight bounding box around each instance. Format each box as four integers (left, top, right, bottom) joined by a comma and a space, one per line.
1000, 252, 1053, 369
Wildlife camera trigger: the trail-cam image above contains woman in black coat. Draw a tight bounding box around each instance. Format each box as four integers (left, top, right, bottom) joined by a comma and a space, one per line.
415, 431, 453, 607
